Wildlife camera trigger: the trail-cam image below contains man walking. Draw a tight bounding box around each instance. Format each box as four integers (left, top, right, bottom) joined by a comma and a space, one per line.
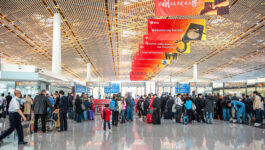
0, 90, 27, 145
33, 90, 51, 133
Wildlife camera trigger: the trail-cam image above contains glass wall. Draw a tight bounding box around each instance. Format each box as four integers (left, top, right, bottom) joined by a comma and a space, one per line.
0, 81, 15, 96
224, 88, 246, 96
257, 87, 265, 97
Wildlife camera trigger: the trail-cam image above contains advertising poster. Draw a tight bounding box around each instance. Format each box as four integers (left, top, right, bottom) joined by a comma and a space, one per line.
155, 0, 229, 16
148, 19, 206, 41
142, 35, 191, 53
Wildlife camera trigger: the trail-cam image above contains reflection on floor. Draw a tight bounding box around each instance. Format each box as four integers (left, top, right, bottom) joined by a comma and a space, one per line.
0, 116, 264, 150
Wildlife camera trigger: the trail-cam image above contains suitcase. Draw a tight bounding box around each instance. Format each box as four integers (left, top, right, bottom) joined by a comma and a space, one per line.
146, 114, 152, 123
83, 110, 88, 121
89, 110, 94, 120
183, 115, 189, 125
164, 111, 169, 119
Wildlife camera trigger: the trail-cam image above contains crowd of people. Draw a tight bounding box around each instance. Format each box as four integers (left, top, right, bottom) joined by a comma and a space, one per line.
133, 91, 264, 127
0, 89, 264, 145
0, 89, 94, 145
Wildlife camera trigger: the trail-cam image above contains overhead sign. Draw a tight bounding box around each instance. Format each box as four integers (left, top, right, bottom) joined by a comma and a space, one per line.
122, 82, 145, 87
155, 0, 229, 16
104, 83, 121, 94
175, 83, 190, 94
75, 85, 89, 93
142, 35, 190, 53
52, 81, 72, 87
157, 82, 177, 87
224, 82, 247, 88
16, 81, 38, 86
257, 83, 265, 87
87, 82, 110, 87
190, 82, 213, 87
148, 19, 206, 41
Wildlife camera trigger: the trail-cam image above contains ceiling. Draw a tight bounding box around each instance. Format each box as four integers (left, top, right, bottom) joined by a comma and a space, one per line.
0, 0, 264, 82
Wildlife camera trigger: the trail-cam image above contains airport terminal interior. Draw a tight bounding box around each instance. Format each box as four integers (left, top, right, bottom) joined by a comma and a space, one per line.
0, 0, 265, 150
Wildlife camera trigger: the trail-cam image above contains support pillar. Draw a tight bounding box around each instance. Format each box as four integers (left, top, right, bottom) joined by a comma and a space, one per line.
86, 63, 91, 82
52, 13, 61, 75
193, 64, 198, 94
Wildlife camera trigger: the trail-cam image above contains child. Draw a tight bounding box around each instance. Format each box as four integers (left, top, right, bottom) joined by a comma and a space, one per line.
102, 104, 111, 131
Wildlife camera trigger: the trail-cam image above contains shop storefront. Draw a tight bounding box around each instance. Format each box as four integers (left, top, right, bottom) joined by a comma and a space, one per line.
87, 82, 110, 99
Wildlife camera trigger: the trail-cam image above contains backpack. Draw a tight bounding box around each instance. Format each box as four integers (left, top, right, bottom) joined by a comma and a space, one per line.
131, 99, 135, 108
109, 100, 115, 111
101, 109, 105, 119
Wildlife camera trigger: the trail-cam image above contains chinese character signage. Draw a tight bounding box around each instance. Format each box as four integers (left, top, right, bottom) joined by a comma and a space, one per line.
155, 0, 229, 16
148, 19, 206, 41
224, 82, 247, 88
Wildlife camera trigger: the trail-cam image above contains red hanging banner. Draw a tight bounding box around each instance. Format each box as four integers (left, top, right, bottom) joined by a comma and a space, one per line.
148, 19, 206, 41
155, 0, 229, 16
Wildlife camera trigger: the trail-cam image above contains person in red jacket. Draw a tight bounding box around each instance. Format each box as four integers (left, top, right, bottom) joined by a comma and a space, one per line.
102, 104, 111, 131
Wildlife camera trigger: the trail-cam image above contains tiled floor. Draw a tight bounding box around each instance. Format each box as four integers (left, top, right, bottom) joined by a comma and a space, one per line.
0, 116, 264, 150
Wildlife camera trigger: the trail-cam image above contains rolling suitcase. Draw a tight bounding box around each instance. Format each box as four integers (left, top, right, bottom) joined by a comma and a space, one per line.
183, 115, 189, 125
89, 110, 94, 120
146, 114, 153, 123
83, 110, 88, 121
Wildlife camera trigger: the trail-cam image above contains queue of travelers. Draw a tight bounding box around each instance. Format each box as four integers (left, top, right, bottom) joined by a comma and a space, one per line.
135, 91, 264, 127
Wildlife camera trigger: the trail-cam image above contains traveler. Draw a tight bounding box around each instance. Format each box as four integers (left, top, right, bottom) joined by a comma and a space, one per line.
152, 94, 161, 124
231, 100, 245, 124
120, 97, 126, 123
110, 96, 119, 126
195, 94, 205, 123
175, 94, 183, 123
102, 104, 111, 132
205, 95, 214, 124
253, 91, 262, 127
184, 97, 193, 123
137, 96, 144, 118
160, 94, 167, 118
75, 95, 83, 123
0, 90, 27, 145
23, 95, 33, 121
0, 93, 6, 118
166, 96, 174, 119
53, 93, 60, 128
126, 94, 134, 121
58, 90, 68, 132
5, 92, 12, 115
68, 93, 75, 119
33, 90, 51, 132
242, 95, 253, 123
221, 96, 231, 121
125, 93, 131, 121
143, 94, 150, 116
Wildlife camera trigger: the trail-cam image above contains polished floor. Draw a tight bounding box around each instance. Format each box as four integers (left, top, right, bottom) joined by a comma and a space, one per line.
0, 116, 264, 150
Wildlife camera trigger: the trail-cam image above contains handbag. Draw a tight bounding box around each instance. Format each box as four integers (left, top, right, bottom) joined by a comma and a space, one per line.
52, 113, 58, 121
81, 104, 86, 110
251, 117, 256, 122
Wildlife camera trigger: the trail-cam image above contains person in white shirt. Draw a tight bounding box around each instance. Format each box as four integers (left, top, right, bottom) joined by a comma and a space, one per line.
175, 94, 183, 123
0, 90, 27, 145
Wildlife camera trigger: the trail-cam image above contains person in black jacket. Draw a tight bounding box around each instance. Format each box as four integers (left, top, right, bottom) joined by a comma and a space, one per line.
242, 95, 253, 123
5, 92, 12, 115
166, 96, 174, 119
152, 94, 161, 124
143, 95, 150, 117
74, 95, 83, 123
58, 90, 68, 132
195, 94, 205, 122
68, 93, 74, 119
33, 90, 51, 132
160, 94, 167, 118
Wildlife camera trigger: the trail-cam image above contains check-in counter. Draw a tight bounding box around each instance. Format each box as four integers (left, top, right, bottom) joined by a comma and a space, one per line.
92, 99, 111, 114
